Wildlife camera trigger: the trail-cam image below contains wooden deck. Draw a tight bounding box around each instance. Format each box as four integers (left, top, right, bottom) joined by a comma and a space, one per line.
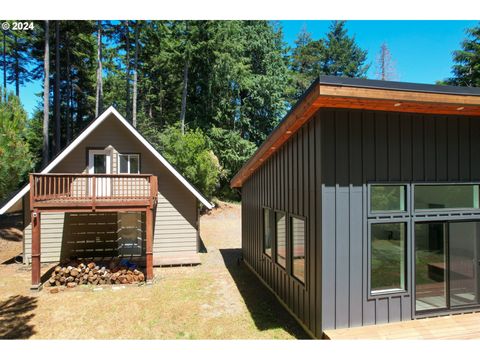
155, 253, 201, 266
324, 312, 480, 339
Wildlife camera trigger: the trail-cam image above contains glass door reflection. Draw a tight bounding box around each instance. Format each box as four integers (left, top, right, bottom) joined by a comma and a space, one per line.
415, 222, 447, 312
449, 221, 479, 307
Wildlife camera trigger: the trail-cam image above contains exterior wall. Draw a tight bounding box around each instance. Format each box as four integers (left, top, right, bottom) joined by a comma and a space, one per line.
320, 108, 480, 331
241, 113, 322, 338
23, 113, 198, 264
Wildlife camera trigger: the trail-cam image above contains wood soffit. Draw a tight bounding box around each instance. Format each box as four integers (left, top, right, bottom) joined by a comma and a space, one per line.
230, 82, 480, 188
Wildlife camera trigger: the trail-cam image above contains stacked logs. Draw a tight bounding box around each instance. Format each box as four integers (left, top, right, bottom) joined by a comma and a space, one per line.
44, 261, 145, 288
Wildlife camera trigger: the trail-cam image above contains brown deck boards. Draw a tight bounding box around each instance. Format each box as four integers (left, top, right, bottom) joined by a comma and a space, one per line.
324, 312, 480, 339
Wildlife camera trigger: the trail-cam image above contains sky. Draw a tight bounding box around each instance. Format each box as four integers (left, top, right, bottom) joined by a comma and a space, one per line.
5, 20, 480, 118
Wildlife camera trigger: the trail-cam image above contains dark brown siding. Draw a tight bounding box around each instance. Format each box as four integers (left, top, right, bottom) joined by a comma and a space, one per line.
242, 113, 322, 338
320, 108, 480, 330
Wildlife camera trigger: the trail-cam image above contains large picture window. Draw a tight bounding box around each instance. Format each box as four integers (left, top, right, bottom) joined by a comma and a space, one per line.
119, 154, 140, 174
370, 222, 406, 294
291, 216, 305, 283
414, 184, 479, 211
263, 208, 272, 257
275, 211, 286, 268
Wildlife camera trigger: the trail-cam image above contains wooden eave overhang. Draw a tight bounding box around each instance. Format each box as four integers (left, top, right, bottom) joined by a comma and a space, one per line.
230, 77, 480, 188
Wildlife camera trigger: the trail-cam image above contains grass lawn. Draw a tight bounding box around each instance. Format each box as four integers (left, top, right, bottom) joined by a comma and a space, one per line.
0, 202, 308, 339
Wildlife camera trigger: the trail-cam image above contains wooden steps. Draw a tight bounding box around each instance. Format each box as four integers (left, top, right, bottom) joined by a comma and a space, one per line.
154, 253, 201, 267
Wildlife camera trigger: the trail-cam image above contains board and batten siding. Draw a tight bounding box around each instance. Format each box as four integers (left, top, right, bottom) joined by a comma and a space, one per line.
242, 112, 322, 338
23, 113, 199, 264
320, 107, 480, 331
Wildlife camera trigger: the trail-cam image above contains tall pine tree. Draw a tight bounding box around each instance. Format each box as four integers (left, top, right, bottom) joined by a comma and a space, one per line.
447, 23, 480, 87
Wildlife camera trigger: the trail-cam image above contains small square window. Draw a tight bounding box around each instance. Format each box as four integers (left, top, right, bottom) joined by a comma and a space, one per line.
118, 154, 140, 174
371, 185, 406, 213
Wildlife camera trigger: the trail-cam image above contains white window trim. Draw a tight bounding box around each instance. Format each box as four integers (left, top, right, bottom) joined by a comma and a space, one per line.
118, 154, 140, 174
88, 149, 112, 175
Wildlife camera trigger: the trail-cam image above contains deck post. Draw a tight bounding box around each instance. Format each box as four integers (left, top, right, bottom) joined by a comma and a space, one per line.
145, 207, 154, 282
31, 210, 41, 290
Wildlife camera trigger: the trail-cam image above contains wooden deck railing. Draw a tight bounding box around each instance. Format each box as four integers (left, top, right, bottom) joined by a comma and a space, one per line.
30, 173, 158, 209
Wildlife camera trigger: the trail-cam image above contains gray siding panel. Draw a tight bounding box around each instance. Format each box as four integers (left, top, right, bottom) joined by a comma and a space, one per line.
242, 111, 322, 338
320, 108, 480, 331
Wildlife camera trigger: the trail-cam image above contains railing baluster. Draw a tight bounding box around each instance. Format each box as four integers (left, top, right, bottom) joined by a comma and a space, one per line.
31, 173, 155, 208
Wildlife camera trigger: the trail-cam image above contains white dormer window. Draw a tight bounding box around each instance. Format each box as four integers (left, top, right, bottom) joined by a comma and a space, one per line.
118, 154, 140, 174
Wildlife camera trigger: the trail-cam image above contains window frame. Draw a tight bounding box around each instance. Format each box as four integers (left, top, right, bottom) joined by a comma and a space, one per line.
367, 183, 410, 217
367, 218, 410, 299
274, 210, 287, 269
262, 207, 273, 258
412, 182, 480, 215
289, 214, 307, 285
118, 153, 141, 174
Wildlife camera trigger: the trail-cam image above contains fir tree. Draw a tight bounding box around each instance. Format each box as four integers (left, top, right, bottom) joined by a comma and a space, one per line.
447, 23, 480, 87
321, 20, 369, 77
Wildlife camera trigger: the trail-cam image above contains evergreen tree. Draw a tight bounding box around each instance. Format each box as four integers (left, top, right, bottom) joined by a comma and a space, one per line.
320, 20, 369, 77
447, 23, 480, 87
289, 24, 324, 104
0, 91, 35, 198
4, 26, 33, 97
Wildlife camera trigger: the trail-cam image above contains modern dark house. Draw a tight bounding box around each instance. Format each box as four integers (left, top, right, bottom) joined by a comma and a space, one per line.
231, 76, 480, 339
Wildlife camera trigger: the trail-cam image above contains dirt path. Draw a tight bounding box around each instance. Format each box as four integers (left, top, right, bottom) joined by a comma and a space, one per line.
0, 202, 308, 339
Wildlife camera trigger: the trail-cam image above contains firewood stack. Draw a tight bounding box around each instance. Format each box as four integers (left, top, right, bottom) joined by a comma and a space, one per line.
44, 261, 145, 288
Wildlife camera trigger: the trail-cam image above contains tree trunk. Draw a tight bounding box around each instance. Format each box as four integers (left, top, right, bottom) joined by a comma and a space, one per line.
65, 32, 71, 144
42, 21, 50, 168
14, 35, 19, 97
132, 21, 139, 127
54, 21, 61, 154
2, 30, 6, 100
95, 20, 103, 118
180, 60, 188, 135
125, 20, 131, 119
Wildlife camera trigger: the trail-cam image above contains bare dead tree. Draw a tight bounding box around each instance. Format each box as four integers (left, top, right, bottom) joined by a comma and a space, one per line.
375, 42, 397, 81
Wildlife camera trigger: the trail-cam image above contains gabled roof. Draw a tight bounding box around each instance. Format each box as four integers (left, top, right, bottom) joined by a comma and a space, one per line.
231, 75, 480, 188
0, 106, 214, 214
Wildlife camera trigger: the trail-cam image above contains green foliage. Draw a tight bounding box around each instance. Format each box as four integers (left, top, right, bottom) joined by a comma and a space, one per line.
1, 20, 374, 203
320, 21, 369, 77
207, 127, 257, 199
138, 119, 221, 199
0, 91, 34, 199
446, 23, 480, 87
289, 26, 324, 101
287, 21, 369, 106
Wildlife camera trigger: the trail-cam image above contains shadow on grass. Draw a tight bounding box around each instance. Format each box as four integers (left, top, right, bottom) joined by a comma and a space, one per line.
198, 236, 208, 254
220, 248, 309, 339
0, 295, 37, 339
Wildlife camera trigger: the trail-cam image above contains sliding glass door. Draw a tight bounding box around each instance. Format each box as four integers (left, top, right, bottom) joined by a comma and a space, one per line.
415, 221, 480, 313
449, 222, 479, 307
415, 222, 447, 311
